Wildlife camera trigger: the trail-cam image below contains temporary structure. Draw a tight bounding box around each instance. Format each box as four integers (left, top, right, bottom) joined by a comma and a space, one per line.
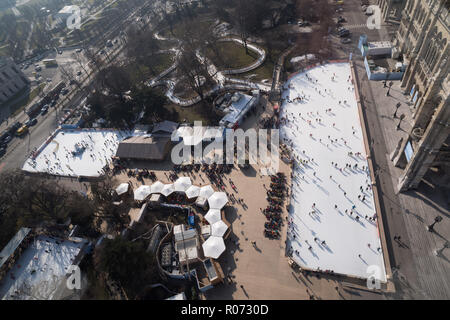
204, 208, 222, 224
185, 185, 200, 199
208, 192, 228, 209
199, 185, 215, 199
174, 176, 192, 193
195, 196, 208, 209
202, 236, 226, 259
134, 185, 152, 201
211, 220, 228, 237
150, 181, 164, 194
161, 183, 175, 197
115, 183, 129, 196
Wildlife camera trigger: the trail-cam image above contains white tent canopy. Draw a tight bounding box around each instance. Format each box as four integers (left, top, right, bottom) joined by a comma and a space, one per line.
115, 183, 129, 195
208, 192, 228, 209
199, 185, 215, 199
204, 208, 222, 224
134, 185, 152, 201
150, 181, 164, 194
174, 176, 192, 193
211, 220, 228, 237
202, 236, 226, 259
185, 185, 200, 199
161, 183, 175, 197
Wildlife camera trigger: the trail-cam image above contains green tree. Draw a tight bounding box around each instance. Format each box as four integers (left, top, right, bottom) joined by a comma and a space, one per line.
96, 236, 159, 298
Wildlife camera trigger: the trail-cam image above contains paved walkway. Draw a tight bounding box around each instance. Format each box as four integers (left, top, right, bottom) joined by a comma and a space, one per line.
354, 57, 450, 299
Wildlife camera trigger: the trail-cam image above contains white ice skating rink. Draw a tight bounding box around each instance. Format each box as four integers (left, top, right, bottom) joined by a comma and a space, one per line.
281, 63, 386, 281
22, 129, 131, 177
0, 236, 85, 300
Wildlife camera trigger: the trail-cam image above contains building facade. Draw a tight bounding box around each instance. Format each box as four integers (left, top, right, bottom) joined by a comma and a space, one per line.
0, 57, 29, 104
392, 0, 449, 191
377, 0, 407, 21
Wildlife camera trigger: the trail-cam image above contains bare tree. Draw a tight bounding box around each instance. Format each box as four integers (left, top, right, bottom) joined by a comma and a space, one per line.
72, 51, 90, 79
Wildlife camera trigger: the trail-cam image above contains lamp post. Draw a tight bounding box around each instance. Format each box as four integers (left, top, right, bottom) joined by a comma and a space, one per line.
396, 114, 405, 130
434, 241, 449, 256
393, 102, 401, 118
386, 81, 393, 96
427, 216, 443, 232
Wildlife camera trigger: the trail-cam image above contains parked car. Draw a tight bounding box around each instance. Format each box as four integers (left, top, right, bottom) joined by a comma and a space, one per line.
40, 105, 49, 115
25, 118, 37, 127
3, 135, 12, 144
365, 7, 374, 15
76, 71, 82, 76
76, 48, 83, 53
0, 148, 6, 158
338, 28, 349, 34
362, 5, 368, 11
339, 30, 351, 37
341, 38, 352, 44
61, 88, 69, 95
337, 16, 346, 23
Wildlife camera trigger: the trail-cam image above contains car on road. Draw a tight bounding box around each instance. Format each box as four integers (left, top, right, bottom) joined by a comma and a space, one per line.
58, 50, 62, 54
9, 122, 22, 134
40, 105, 49, 115
341, 38, 352, 44
3, 135, 12, 144
1, 131, 9, 142
25, 118, 37, 127
0, 148, 6, 158
16, 125, 28, 137
339, 30, 350, 37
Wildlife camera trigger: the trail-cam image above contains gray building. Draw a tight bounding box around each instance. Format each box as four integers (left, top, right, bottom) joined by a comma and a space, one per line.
391, 0, 449, 191
0, 57, 29, 104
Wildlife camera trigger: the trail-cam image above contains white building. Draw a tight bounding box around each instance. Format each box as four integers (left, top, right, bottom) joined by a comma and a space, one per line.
55, 5, 79, 26
219, 91, 260, 129
0, 57, 29, 104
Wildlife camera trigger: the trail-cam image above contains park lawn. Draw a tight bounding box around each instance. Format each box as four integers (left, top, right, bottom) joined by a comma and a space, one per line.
125, 53, 174, 84
0, 44, 10, 57
165, 101, 216, 126
205, 41, 258, 71
238, 47, 283, 82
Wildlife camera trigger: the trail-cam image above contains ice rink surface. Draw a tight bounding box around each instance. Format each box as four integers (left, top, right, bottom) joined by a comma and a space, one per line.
281, 63, 386, 281
22, 129, 131, 177
0, 236, 85, 300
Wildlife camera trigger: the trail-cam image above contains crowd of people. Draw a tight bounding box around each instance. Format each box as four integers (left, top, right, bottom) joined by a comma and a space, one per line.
262, 173, 286, 239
